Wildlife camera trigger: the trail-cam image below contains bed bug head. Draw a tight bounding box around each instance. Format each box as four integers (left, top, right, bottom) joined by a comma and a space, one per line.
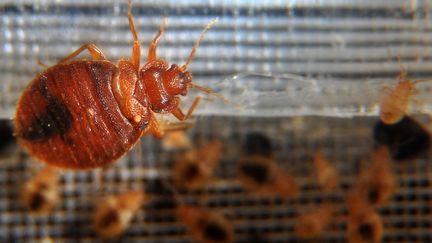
161, 19, 217, 97
162, 64, 193, 96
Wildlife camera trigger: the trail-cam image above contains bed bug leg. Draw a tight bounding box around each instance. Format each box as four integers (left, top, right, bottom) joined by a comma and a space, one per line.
58, 43, 107, 64
159, 120, 195, 132
37, 59, 49, 68
141, 114, 165, 138
171, 96, 202, 121
127, 0, 141, 70
148, 17, 168, 62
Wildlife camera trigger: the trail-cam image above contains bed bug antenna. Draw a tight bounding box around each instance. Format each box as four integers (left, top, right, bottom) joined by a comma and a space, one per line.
395, 53, 432, 85
188, 82, 232, 104
180, 18, 218, 72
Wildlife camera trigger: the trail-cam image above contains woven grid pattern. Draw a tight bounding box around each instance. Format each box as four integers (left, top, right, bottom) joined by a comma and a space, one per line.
2, 0, 432, 242
1, 116, 432, 242
2, 0, 432, 118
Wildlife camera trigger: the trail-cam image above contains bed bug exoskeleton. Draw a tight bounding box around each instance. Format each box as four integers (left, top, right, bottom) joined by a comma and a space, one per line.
172, 140, 222, 189
162, 180, 235, 243
295, 203, 335, 240
313, 151, 339, 191
350, 146, 395, 208
93, 190, 144, 238
178, 205, 235, 243
14, 1, 218, 170
346, 194, 383, 243
238, 156, 298, 199
21, 167, 60, 213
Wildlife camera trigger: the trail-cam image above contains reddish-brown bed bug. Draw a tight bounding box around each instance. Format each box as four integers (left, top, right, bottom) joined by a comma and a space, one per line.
379, 65, 432, 125
14, 1, 218, 170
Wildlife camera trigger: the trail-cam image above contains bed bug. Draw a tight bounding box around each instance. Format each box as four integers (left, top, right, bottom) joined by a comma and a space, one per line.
21, 167, 59, 213
350, 146, 395, 208
93, 190, 144, 238
172, 140, 222, 189
313, 151, 339, 191
237, 156, 298, 199
346, 195, 383, 243
178, 205, 235, 243
379, 68, 431, 124
14, 1, 218, 170
295, 203, 335, 240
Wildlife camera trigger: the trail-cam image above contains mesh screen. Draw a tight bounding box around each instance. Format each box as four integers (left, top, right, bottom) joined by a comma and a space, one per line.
2, 116, 432, 242
1, 0, 432, 242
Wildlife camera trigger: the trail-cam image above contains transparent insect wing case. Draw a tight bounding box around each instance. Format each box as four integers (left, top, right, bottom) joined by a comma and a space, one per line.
1, 0, 432, 242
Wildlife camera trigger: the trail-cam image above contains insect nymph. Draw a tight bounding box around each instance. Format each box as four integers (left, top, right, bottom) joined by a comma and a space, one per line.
14, 2, 217, 169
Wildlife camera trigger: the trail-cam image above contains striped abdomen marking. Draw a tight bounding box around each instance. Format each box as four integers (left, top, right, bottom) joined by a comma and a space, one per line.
15, 60, 144, 169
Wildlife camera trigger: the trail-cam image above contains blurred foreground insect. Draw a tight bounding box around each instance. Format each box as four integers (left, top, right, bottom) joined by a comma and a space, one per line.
178, 205, 234, 243
172, 140, 222, 189
14, 1, 218, 170
238, 156, 298, 199
350, 146, 395, 208
21, 167, 59, 213
295, 203, 335, 240
93, 190, 144, 238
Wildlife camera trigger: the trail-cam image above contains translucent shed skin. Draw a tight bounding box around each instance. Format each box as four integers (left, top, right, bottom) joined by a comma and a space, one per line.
14, 1, 216, 169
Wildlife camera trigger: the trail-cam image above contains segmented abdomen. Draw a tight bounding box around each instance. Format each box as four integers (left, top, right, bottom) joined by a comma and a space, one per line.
15, 60, 143, 169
